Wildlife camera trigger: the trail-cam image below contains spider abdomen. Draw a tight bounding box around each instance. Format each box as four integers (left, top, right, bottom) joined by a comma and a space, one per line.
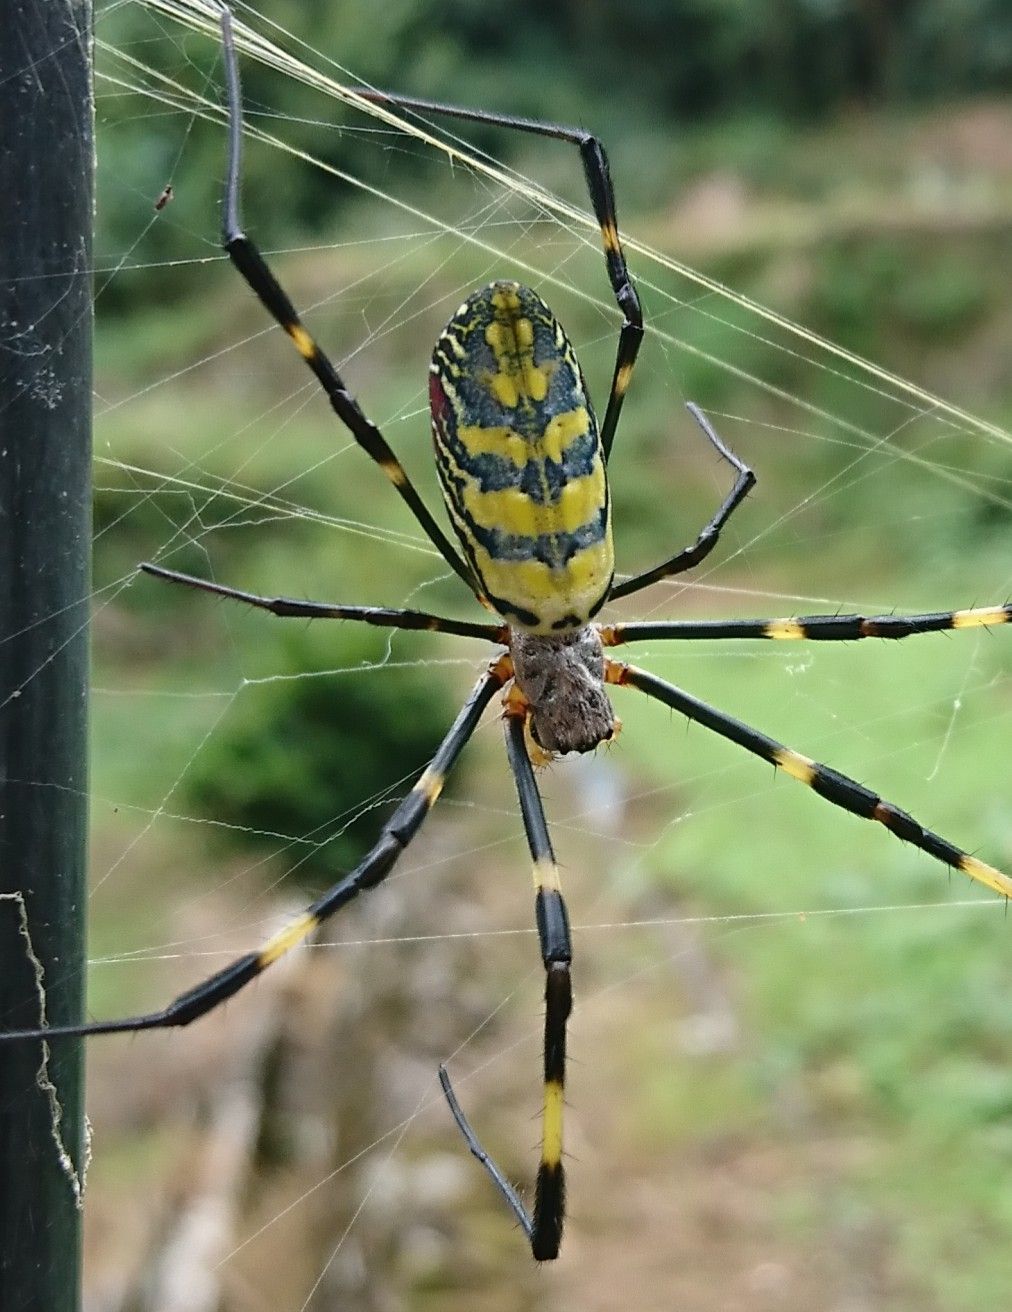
429, 281, 613, 633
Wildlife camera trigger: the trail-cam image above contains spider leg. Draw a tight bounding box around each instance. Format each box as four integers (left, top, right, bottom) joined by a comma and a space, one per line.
439, 1064, 535, 1246
609, 404, 755, 603
0, 658, 512, 1042
441, 703, 573, 1260
505, 708, 572, 1260
601, 603, 1012, 646
605, 659, 1012, 899
141, 563, 506, 643
214, 5, 483, 602
351, 85, 643, 462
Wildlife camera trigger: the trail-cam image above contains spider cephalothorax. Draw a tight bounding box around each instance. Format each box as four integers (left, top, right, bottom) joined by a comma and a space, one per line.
5, 1, 1009, 1273
510, 625, 614, 755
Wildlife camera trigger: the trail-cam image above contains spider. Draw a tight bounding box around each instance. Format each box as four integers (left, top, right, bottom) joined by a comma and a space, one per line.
4, 1, 1010, 1263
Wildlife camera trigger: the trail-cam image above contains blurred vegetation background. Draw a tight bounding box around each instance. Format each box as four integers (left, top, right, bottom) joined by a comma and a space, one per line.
78, 1, 1012, 1309
100, 0, 1012, 297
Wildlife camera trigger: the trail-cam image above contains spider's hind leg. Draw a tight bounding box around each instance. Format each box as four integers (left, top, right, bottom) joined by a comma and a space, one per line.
606, 657, 1012, 900
0, 660, 512, 1042
504, 701, 573, 1260
441, 698, 573, 1260
600, 602, 1012, 647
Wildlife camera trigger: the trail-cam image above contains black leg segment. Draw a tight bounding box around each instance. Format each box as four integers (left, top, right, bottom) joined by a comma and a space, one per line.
505, 710, 573, 1260
601, 603, 1012, 646
215, 4, 483, 600
609, 404, 755, 603
606, 659, 1012, 900
350, 84, 643, 462
141, 562, 504, 642
0, 659, 511, 1042
440, 705, 574, 1260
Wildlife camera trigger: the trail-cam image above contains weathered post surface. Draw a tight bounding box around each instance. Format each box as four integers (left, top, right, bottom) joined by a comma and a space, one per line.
0, 2, 93, 1309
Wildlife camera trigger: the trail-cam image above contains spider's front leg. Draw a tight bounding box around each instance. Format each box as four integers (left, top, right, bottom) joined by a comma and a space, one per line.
441, 691, 573, 1261
213, 3, 484, 601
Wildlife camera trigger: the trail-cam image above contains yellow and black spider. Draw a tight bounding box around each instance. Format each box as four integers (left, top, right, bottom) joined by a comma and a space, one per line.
4, 1, 1010, 1262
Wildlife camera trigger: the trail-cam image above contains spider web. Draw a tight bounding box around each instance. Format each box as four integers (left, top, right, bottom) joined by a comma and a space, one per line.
6, 0, 1012, 1307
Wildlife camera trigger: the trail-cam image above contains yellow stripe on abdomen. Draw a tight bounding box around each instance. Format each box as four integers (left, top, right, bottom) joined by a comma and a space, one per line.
469, 538, 613, 632
430, 281, 613, 633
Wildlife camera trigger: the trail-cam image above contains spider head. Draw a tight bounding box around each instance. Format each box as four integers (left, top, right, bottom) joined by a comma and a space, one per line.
510, 626, 615, 756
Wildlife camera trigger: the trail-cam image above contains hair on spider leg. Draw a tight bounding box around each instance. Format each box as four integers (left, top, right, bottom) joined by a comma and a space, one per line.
439, 1065, 534, 1243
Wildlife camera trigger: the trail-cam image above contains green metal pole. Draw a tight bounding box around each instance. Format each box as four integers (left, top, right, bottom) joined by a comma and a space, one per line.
0, 2, 93, 1309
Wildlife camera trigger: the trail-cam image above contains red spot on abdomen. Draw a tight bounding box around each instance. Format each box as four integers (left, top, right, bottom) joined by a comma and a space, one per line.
429, 372, 449, 422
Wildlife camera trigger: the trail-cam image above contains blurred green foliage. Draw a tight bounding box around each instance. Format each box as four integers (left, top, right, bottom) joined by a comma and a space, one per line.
180, 624, 455, 885
96, 0, 1012, 305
